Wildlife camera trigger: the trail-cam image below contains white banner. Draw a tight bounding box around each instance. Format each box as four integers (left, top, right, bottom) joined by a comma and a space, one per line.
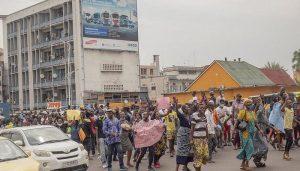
83, 37, 138, 51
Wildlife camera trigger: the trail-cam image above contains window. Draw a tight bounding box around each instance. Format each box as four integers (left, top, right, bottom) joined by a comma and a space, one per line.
141, 68, 147, 75
102, 64, 123, 72
150, 69, 154, 75
179, 70, 188, 74
151, 86, 156, 91
104, 85, 124, 92
0, 133, 12, 139
11, 132, 24, 145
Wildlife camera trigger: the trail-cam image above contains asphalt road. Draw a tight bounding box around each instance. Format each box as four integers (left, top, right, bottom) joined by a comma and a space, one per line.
88, 145, 300, 171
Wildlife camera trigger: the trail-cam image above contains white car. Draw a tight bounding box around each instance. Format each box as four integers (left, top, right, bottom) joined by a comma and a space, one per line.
0, 125, 89, 171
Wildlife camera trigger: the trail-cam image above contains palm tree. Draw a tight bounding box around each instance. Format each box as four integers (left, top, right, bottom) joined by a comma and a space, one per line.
292, 49, 300, 71
264, 61, 287, 71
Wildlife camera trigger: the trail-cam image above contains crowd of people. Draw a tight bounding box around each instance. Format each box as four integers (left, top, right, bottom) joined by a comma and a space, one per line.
0, 87, 300, 171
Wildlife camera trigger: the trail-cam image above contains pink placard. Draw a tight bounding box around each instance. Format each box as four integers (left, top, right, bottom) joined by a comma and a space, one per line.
134, 120, 165, 148
157, 97, 171, 110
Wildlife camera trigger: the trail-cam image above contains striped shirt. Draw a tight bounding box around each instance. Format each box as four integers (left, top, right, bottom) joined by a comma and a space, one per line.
191, 112, 207, 138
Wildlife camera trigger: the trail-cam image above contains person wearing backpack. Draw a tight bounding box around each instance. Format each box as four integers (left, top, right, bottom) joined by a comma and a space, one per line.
96, 111, 107, 168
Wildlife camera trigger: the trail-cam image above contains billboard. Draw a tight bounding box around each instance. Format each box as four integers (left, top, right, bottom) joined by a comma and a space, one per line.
81, 0, 138, 51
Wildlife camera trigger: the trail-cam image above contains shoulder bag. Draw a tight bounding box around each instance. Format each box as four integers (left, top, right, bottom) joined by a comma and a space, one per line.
238, 110, 248, 132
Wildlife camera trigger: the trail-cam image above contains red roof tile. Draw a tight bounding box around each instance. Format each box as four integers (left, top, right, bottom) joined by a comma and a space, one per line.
260, 68, 296, 86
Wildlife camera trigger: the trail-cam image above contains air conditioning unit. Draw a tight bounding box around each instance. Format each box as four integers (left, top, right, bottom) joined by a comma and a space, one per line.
51, 55, 55, 60
40, 74, 45, 79
52, 73, 57, 78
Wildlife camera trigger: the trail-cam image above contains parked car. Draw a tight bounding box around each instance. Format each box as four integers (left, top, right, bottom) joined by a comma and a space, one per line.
0, 137, 40, 171
101, 11, 111, 26
0, 125, 89, 171
84, 12, 93, 23
120, 15, 129, 27
111, 12, 120, 27
93, 12, 101, 24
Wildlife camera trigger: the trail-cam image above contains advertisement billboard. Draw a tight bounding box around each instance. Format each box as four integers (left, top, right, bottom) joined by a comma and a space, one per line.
81, 0, 138, 51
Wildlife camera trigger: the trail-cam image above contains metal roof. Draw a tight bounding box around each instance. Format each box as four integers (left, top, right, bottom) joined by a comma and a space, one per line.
217, 60, 275, 87
260, 68, 296, 86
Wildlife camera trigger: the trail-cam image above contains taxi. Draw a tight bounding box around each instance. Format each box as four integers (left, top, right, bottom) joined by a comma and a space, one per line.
0, 137, 39, 171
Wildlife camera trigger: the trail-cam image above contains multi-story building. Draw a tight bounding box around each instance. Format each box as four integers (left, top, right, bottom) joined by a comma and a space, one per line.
140, 55, 160, 79
3, 0, 140, 110
0, 48, 4, 103
141, 57, 206, 101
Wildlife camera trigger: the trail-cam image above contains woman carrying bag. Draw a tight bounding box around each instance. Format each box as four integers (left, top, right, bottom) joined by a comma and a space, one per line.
234, 99, 263, 170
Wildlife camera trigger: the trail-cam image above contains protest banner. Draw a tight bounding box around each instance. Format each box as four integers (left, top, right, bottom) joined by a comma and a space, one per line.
47, 102, 61, 110
157, 97, 170, 110
134, 120, 165, 148
67, 110, 81, 121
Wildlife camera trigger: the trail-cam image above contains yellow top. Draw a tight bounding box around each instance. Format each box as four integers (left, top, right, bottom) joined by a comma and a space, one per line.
164, 111, 177, 131
238, 109, 257, 139
284, 108, 294, 129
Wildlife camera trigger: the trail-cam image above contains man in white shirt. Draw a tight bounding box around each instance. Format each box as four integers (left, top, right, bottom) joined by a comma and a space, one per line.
215, 99, 227, 148
205, 100, 217, 163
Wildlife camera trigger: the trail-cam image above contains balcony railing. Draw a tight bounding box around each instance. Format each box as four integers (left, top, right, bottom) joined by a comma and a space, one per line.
39, 41, 51, 48
33, 83, 40, 89
52, 58, 66, 66
8, 32, 17, 38
40, 21, 50, 28
10, 87, 19, 91
32, 24, 39, 30
51, 17, 64, 25
64, 14, 73, 21
8, 50, 18, 56
39, 61, 52, 68
32, 44, 40, 49
40, 81, 53, 88
21, 28, 27, 35
53, 79, 66, 86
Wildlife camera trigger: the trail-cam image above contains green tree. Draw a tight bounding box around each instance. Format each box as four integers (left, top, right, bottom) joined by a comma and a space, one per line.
264, 61, 287, 71
292, 49, 300, 71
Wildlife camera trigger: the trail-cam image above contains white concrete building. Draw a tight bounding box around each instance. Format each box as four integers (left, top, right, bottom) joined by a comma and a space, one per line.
3, 0, 141, 110
0, 48, 4, 103
140, 55, 160, 79
141, 57, 206, 101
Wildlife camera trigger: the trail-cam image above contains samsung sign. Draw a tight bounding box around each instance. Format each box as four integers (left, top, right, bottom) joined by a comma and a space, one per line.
81, 0, 138, 51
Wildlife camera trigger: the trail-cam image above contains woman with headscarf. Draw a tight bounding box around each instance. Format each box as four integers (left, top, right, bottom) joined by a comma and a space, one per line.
174, 100, 193, 171
235, 99, 263, 170
252, 97, 270, 168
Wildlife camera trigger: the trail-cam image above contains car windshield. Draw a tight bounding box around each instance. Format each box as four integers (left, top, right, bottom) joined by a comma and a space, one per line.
0, 139, 27, 162
23, 127, 69, 146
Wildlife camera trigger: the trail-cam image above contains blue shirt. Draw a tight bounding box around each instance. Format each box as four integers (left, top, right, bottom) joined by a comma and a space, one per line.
103, 117, 121, 145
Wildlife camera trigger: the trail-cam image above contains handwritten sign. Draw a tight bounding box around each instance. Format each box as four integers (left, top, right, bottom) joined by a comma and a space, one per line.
47, 102, 61, 110
67, 110, 81, 121
134, 120, 165, 148
157, 97, 170, 110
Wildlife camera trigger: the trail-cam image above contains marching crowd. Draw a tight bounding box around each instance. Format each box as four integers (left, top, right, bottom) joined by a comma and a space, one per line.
0, 87, 300, 171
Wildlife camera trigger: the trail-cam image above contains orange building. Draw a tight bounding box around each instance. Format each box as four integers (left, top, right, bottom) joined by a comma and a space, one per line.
165, 60, 300, 103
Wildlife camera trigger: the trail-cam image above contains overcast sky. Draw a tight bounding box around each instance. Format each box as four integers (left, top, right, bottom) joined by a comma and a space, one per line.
1, 0, 300, 74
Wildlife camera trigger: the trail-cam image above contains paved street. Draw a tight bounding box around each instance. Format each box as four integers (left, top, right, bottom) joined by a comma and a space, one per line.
88, 146, 300, 171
